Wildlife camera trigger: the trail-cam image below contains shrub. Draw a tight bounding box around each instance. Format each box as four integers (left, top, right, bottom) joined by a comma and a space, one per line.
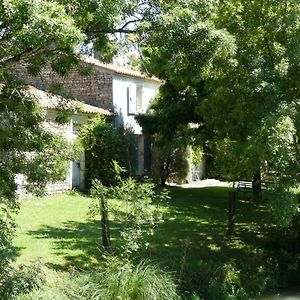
16, 260, 180, 300
180, 255, 286, 300
90, 177, 168, 256
152, 136, 192, 185
79, 117, 128, 188
1, 262, 45, 300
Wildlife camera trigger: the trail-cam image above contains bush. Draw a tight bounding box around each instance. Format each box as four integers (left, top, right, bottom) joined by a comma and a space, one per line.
90, 177, 168, 256
1, 262, 45, 300
79, 117, 128, 188
16, 260, 180, 300
180, 255, 286, 300
152, 136, 192, 185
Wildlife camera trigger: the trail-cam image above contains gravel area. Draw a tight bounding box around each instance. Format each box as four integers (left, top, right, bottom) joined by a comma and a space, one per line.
171, 179, 232, 188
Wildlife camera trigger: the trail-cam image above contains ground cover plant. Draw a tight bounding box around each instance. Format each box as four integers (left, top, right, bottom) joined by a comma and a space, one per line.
10, 186, 300, 299
15, 259, 180, 300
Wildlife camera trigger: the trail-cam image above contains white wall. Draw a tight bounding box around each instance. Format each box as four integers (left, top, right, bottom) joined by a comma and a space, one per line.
44, 111, 89, 189
112, 75, 160, 134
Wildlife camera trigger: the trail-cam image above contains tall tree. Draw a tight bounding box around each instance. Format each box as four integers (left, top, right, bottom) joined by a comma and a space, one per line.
0, 0, 84, 281
204, 0, 300, 201
0, 0, 150, 285
138, 0, 300, 219
136, 1, 235, 178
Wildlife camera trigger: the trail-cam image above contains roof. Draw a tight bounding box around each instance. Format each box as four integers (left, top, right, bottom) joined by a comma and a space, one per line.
82, 56, 162, 83
0, 84, 111, 116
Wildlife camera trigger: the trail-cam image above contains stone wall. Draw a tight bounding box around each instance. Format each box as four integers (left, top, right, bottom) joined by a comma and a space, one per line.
11, 63, 114, 111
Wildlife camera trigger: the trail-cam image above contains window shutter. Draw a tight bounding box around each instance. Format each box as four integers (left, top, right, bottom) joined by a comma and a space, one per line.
127, 83, 137, 115
136, 85, 144, 112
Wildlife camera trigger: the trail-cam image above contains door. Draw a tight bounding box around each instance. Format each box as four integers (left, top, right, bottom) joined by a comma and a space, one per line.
72, 161, 81, 187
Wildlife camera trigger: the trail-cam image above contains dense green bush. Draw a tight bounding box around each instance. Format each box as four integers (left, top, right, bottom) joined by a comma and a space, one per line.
151, 136, 192, 185
180, 257, 284, 300
1, 263, 45, 300
79, 117, 128, 188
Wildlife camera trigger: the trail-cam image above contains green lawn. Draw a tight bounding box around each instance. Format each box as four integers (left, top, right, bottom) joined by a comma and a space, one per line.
13, 193, 99, 269
13, 186, 284, 273
142, 186, 275, 271
12, 186, 300, 298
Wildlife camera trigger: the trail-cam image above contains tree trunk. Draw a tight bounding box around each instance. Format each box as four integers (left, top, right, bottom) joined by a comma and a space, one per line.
227, 189, 237, 237
160, 163, 168, 186
160, 154, 172, 186
100, 198, 112, 254
253, 168, 262, 200
203, 143, 214, 178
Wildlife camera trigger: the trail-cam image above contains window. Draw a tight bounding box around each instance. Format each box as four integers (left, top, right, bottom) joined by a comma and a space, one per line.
127, 84, 136, 115
136, 85, 144, 113
127, 84, 144, 115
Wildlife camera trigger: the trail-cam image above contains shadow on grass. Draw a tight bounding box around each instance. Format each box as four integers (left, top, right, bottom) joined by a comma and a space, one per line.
26, 186, 282, 273
27, 219, 122, 271
9, 245, 25, 262
137, 186, 274, 271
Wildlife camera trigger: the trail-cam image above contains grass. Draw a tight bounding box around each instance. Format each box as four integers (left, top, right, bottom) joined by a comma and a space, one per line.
14, 187, 268, 269
12, 186, 299, 276
141, 186, 274, 271
13, 193, 99, 269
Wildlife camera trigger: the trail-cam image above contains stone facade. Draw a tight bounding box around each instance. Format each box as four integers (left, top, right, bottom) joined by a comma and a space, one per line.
11, 63, 114, 111
11, 58, 161, 191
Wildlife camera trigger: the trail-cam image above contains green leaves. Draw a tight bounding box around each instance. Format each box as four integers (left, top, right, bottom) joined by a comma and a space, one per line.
79, 117, 128, 187
91, 177, 168, 256
0, 0, 84, 72
141, 6, 235, 87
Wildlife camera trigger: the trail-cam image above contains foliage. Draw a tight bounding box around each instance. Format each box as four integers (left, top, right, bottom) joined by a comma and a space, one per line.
268, 189, 299, 227
206, 262, 247, 300
192, 146, 203, 166
79, 117, 127, 187
135, 2, 236, 181
90, 177, 168, 256
16, 259, 180, 300
183, 257, 281, 300
151, 135, 192, 185
0, 262, 45, 300
111, 178, 168, 256
0, 80, 72, 286
0, 0, 84, 72
137, 0, 300, 223
0, 0, 165, 295
0, 0, 143, 284
205, 0, 300, 218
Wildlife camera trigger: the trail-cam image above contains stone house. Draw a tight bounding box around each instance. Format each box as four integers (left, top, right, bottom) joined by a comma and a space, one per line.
12, 57, 161, 191
14, 85, 111, 194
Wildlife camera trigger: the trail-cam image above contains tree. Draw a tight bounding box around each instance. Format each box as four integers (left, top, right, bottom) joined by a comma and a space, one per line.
136, 1, 235, 180
0, 0, 86, 283
141, 1, 299, 185
0, 80, 73, 289
90, 176, 167, 256
137, 0, 300, 220
204, 0, 300, 203
0, 0, 152, 288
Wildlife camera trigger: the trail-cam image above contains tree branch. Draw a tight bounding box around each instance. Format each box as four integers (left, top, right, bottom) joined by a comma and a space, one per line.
116, 18, 142, 32
264, 36, 275, 67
